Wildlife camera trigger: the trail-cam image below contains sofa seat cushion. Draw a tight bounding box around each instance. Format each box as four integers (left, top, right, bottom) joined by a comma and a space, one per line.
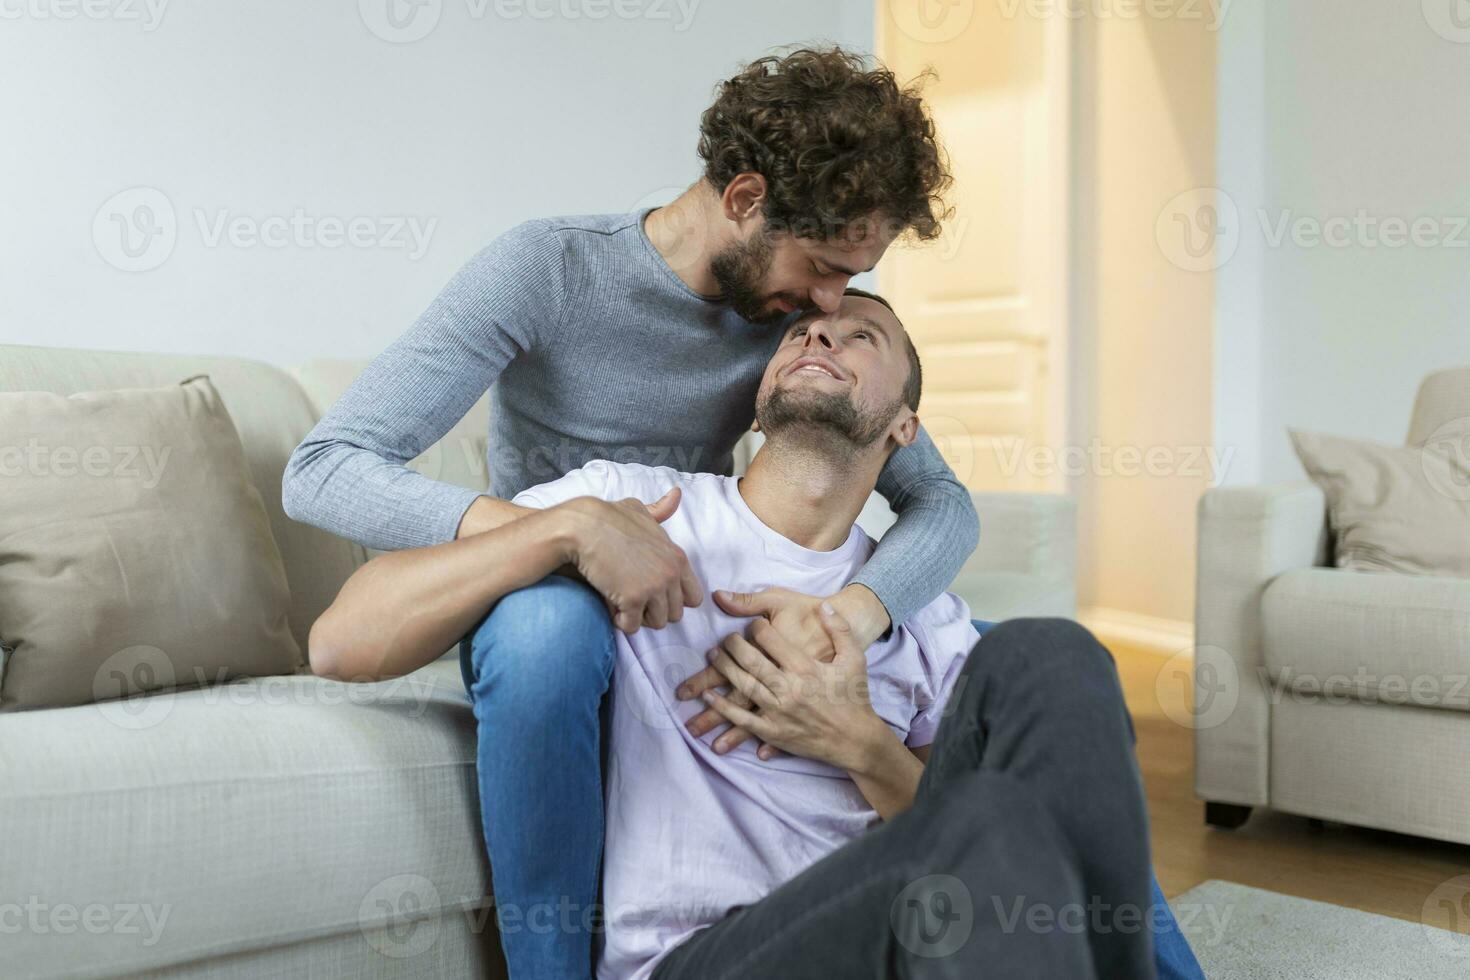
0, 659, 492, 980
1262, 568, 1470, 712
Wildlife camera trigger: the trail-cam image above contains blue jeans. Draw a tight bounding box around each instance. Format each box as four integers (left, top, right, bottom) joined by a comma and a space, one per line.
458, 581, 1202, 980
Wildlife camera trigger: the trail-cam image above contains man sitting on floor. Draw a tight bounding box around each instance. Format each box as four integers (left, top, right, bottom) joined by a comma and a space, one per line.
308, 289, 1162, 978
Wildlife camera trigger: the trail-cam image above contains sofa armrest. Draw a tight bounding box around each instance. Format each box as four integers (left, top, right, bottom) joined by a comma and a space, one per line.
854, 490, 1077, 622
1194, 481, 1329, 807
951, 492, 1077, 621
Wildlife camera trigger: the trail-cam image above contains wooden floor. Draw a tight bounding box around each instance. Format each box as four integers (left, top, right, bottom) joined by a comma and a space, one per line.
1114, 643, 1470, 935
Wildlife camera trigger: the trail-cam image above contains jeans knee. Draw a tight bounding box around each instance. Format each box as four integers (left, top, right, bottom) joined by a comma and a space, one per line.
463, 575, 615, 708
922, 771, 1075, 887
982, 618, 1116, 685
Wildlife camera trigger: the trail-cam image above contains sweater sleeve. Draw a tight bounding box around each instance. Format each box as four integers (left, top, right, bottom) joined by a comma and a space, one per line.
850, 425, 980, 627
282, 221, 566, 551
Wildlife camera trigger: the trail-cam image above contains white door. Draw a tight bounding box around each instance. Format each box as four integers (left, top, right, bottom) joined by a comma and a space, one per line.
877, 0, 1071, 493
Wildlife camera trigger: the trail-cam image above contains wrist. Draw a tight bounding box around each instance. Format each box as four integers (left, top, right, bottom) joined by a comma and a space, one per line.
543, 503, 588, 566
832, 584, 891, 647
841, 711, 903, 778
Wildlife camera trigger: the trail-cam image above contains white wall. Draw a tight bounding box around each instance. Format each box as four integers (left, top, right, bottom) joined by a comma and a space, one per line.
1215, 0, 1470, 484
1069, 12, 1216, 630
0, 0, 871, 364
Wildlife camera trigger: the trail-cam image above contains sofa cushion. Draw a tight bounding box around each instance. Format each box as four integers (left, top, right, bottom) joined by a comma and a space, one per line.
1262, 567, 1470, 712
1406, 365, 1470, 447
0, 659, 492, 979
0, 343, 367, 657
0, 376, 300, 711
1289, 428, 1470, 578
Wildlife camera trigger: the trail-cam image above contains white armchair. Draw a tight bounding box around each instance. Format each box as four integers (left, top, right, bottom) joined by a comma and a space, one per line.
1194, 367, 1470, 844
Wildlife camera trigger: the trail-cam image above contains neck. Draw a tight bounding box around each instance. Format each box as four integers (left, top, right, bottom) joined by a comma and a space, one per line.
641, 181, 730, 297
738, 435, 888, 551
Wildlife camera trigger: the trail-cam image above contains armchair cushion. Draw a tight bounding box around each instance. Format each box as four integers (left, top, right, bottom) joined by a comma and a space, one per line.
1262, 567, 1470, 712
1289, 428, 1470, 578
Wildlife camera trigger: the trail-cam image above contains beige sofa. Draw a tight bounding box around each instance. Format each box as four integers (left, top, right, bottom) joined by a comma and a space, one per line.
0, 342, 1075, 980
1194, 367, 1470, 844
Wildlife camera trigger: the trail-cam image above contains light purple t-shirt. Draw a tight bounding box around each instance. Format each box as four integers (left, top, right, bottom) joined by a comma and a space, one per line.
513, 460, 979, 980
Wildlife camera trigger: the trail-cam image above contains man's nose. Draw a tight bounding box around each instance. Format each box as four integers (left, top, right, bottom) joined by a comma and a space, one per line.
804, 320, 838, 351
810, 281, 846, 314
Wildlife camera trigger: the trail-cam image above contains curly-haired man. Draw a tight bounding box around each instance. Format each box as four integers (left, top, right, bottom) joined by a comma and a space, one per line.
285, 47, 1200, 980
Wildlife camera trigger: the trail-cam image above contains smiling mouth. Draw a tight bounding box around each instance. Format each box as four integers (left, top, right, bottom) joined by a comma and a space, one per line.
787, 358, 847, 382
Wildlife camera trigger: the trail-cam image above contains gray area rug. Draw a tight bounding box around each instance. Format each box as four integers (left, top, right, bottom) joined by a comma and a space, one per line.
1172, 880, 1470, 979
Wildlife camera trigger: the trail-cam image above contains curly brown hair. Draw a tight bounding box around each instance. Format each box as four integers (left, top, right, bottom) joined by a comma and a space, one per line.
697, 47, 952, 243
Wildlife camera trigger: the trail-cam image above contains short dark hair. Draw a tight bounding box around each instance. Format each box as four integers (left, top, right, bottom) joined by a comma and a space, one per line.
842, 287, 922, 412
698, 47, 952, 244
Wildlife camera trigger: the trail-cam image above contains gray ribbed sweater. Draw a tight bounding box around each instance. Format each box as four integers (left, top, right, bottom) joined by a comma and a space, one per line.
282, 210, 978, 625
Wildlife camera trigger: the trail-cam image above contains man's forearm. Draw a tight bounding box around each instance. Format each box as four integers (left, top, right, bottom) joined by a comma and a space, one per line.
310, 507, 574, 681
843, 714, 924, 822
456, 494, 534, 538
854, 426, 979, 627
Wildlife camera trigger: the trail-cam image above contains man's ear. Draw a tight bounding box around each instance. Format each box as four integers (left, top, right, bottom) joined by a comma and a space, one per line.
720, 173, 767, 227
890, 411, 920, 451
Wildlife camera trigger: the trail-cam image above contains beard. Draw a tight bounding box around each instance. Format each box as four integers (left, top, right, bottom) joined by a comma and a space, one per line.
756, 383, 902, 451
709, 231, 799, 325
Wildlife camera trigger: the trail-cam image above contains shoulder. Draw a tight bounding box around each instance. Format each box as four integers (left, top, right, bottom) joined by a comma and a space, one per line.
504, 212, 640, 261
465, 212, 631, 270
590, 460, 727, 501
455, 218, 570, 287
